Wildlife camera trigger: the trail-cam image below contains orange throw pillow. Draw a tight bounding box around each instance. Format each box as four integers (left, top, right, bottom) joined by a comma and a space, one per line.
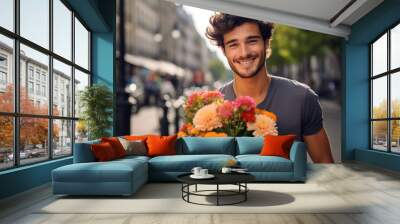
101, 137, 127, 158
124, 135, 149, 141
260, 135, 296, 159
146, 135, 177, 157
91, 142, 118, 161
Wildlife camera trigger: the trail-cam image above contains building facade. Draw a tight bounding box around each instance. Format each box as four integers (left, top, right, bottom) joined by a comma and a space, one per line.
0, 42, 74, 149
117, 0, 215, 77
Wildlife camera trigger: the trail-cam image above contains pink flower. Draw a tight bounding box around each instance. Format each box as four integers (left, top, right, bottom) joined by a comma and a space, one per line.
217, 101, 234, 119
186, 92, 201, 106
233, 96, 256, 111
241, 108, 256, 122
193, 103, 222, 131
247, 114, 278, 137
201, 91, 224, 103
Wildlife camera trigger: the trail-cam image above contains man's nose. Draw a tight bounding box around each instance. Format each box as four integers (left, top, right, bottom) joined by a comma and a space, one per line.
239, 43, 250, 58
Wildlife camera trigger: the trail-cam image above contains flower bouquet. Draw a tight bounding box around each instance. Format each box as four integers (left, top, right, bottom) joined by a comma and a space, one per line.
177, 90, 278, 137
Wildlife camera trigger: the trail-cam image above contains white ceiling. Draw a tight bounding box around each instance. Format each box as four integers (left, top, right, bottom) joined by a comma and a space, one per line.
226, 0, 352, 22
167, 0, 384, 38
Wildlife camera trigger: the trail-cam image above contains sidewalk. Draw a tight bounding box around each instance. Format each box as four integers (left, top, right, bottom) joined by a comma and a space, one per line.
130, 106, 161, 135
130, 106, 180, 135
320, 99, 341, 162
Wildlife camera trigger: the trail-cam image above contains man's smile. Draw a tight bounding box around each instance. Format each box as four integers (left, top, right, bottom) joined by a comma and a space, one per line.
234, 56, 257, 68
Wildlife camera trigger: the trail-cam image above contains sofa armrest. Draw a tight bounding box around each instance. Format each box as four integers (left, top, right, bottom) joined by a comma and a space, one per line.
73, 140, 100, 163
289, 141, 307, 181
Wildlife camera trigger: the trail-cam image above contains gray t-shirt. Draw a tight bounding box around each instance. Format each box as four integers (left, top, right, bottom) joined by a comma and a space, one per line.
219, 75, 323, 141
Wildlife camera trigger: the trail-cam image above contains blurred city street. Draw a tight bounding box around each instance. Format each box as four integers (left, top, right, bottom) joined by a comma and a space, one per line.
130, 99, 342, 162
320, 100, 341, 163
130, 106, 163, 135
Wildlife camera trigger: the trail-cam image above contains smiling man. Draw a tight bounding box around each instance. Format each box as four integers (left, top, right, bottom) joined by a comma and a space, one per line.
206, 13, 334, 163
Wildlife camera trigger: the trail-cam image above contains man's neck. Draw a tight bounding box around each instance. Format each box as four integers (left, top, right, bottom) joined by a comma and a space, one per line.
233, 69, 270, 104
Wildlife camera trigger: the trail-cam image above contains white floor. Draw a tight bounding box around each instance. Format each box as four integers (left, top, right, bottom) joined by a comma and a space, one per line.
1, 163, 400, 224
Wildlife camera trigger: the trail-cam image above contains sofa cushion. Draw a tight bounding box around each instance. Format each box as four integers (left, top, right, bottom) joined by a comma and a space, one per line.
101, 137, 127, 158
235, 137, 263, 155
124, 135, 153, 142
52, 159, 147, 183
91, 142, 118, 161
236, 155, 293, 172
148, 154, 235, 172
147, 135, 177, 157
260, 135, 296, 159
114, 155, 150, 164
73, 139, 100, 163
178, 137, 235, 155
123, 135, 156, 150
118, 137, 147, 156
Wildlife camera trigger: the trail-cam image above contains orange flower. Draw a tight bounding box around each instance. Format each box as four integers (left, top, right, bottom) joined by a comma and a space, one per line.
177, 131, 187, 138
255, 109, 277, 121
247, 114, 278, 137
203, 132, 228, 137
180, 123, 193, 132
226, 159, 237, 167
193, 103, 223, 131
189, 127, 201, 136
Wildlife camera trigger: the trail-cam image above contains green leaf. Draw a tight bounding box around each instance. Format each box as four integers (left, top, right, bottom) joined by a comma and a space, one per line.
79, 84, 113, 140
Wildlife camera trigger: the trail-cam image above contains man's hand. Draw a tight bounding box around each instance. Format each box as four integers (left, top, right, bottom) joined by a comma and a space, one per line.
303, 128, 334, 163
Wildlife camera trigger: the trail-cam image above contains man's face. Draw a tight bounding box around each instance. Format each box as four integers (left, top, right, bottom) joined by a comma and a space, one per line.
223, 22, 267, 79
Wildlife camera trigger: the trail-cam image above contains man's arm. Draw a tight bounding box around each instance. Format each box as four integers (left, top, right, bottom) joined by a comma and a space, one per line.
303, 128, 334, 163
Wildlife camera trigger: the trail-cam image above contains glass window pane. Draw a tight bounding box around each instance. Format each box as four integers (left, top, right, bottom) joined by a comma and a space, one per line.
372, 33, 387, 76
372, 121, 388, 151
20, 44, 49, 115
53, 59, 72, 117
391, 72, 400, 118
391, 24, 400, 70
20, 0, 49, 49
372, 76, 387, 119
391, 120, 400, 153
53, 0, 72, 60
0, 34, 14, 112
74, 69, 89, 118
74, 18, 89, 70
0, 0, 14, 31
53, 119, 72, 158
20, 117, 49, 165
0, 116, 14, 170
75, 120, 88, 143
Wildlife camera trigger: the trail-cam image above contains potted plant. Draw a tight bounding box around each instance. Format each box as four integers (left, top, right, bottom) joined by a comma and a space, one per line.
79, 84, 113, 140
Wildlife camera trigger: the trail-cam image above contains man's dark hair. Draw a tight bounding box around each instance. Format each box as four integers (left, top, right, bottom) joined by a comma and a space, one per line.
206, 13, 274, 49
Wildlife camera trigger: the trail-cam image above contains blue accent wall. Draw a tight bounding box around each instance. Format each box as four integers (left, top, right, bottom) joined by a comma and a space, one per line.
0, 158, 72, 199
0, 0, 116, 200
343, 44, 369, 160
344, 0, 400, 171
91, 0, 116, 135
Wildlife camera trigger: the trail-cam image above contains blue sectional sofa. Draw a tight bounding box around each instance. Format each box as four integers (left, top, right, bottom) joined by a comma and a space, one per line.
52, 137, 307, 196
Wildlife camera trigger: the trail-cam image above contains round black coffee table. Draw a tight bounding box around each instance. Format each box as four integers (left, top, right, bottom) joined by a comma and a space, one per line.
177, 173, 255, 206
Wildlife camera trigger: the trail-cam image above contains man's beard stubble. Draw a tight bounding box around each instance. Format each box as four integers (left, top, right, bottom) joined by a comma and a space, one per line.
228, 51, 267, 79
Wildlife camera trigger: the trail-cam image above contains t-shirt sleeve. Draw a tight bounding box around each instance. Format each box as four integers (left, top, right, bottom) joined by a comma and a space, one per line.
218, 82, 235, 101
301, 88, 323, 136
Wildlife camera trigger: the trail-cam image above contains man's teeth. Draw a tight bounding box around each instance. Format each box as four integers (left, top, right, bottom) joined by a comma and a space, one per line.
239, 59, 253, 65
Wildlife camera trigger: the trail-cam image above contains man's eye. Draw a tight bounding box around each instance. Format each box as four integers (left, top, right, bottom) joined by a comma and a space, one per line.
228, 43, 237, 48
248, 39, 258, 44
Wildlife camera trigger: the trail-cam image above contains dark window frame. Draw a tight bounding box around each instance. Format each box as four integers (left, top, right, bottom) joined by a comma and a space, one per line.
370, 21, 400, 154
0, 0, 92, 171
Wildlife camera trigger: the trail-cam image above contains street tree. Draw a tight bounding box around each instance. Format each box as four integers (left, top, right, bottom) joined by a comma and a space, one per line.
0, 85, 59, 151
